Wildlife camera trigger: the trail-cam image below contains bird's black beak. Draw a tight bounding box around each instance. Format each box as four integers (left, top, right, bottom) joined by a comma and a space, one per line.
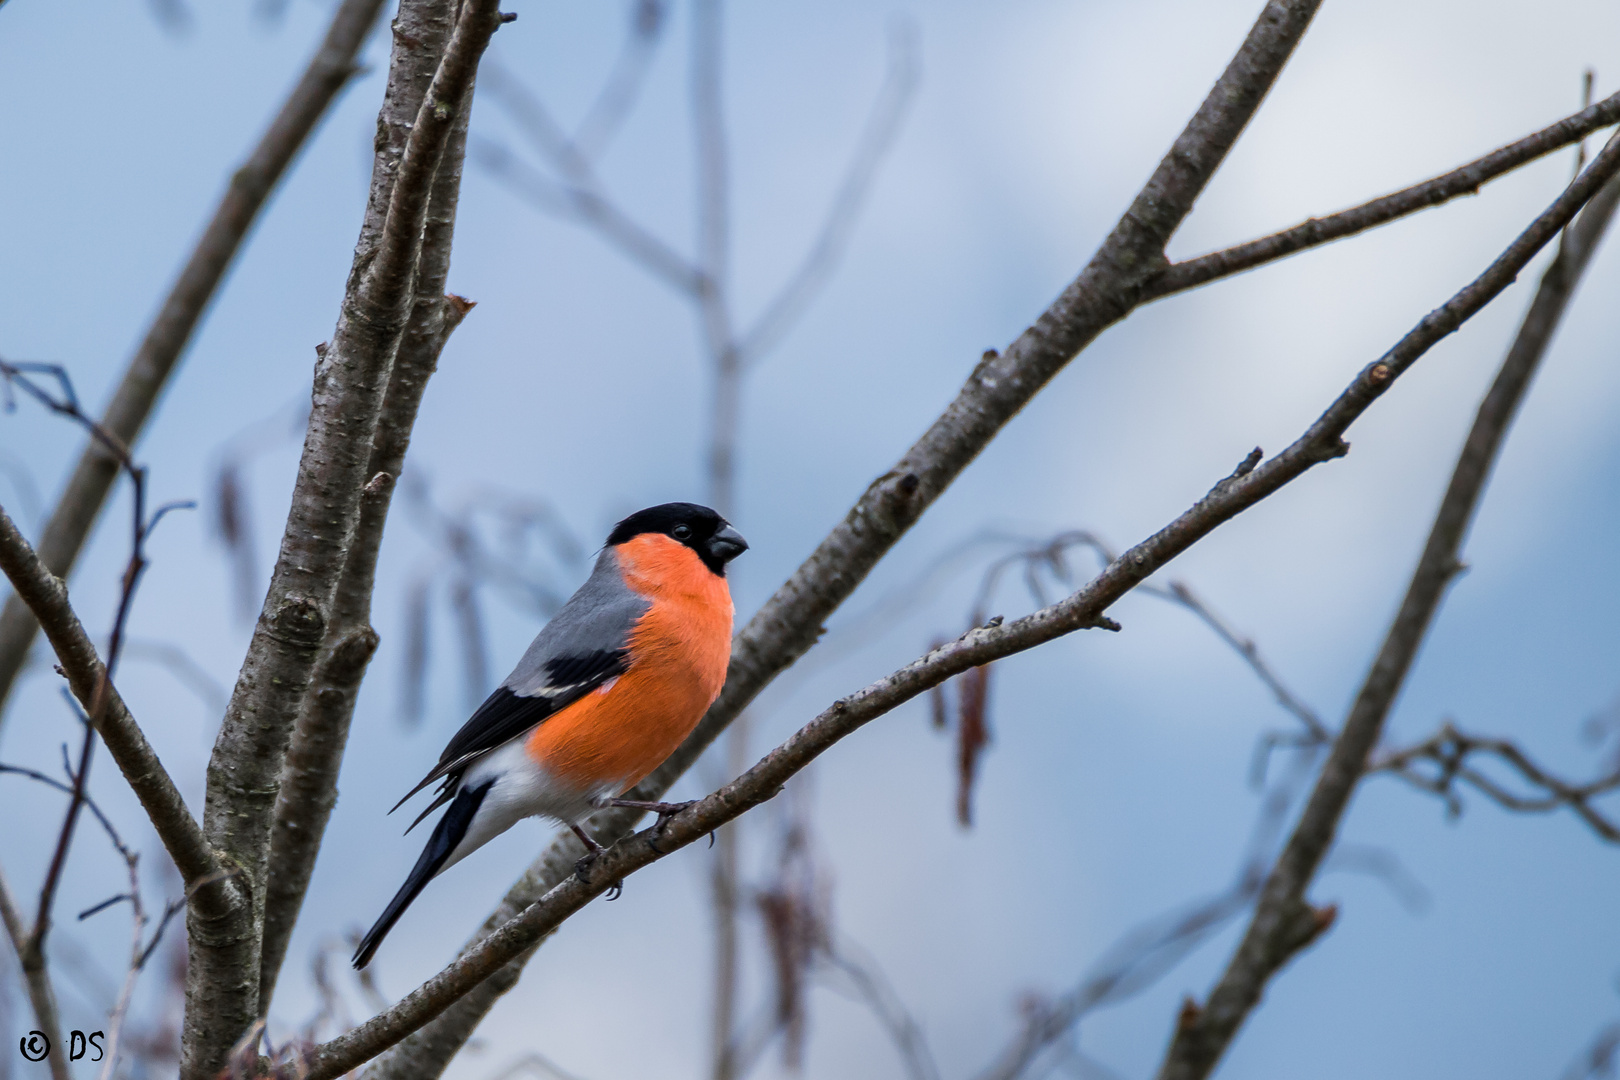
708, 524, 748, 564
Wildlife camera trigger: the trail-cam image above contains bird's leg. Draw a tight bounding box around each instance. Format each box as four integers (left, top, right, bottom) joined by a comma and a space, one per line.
569, 821, 606, 856
569, 823, 624, 900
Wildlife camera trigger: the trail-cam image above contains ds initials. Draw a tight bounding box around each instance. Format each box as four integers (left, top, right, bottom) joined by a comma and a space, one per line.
16, 1030, 105, 1062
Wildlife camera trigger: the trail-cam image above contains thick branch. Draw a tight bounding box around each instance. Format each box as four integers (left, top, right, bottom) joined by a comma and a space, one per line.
186, 2, 501, 1074
0, 0, 387, 727
358, 4, 1327, 1072
1155, 132, 1620, 1080
259, 87, 478, 1013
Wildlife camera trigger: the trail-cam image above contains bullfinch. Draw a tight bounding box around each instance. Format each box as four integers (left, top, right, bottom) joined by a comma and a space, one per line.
353, 502, 747, 968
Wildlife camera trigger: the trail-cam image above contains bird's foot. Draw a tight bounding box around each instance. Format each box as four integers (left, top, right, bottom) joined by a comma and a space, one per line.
607, 798, 696, 854
569, 823, 624, 899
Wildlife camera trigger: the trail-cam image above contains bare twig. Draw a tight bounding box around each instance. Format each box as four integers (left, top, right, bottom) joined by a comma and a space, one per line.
818, 940, 942, 1080
734, 18, 919, 369
0, 0, 388, 726
573, 0, 669, 162
474, 58, 702, 294
0, 363, 215, 890
928, 527, 1326, 837
1373, 722, 1620, 841
0, 504, 219, 890
0, 864, 68, 1080
486, 1051, 593, 1080
974, 746, 1320, 1080
124, 638, 230, 722
1146, 87, 1620, 300
0, 358, 207, 1079
1561, 1019, 1620, 1080
1155, 126, 1620, 1080
0, 758, 181, 1080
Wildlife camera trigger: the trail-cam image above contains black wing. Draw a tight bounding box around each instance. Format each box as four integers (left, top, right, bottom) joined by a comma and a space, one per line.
389, 647, 628, 819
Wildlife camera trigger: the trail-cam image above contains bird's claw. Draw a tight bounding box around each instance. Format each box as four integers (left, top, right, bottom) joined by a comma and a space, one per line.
571, 850, 625, 898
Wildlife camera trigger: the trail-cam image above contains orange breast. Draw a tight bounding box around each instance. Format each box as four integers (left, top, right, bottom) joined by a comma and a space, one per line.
526, 533, 733, 792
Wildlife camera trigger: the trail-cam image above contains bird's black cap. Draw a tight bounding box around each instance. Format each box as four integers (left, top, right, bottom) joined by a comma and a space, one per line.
607, 502, 748, 576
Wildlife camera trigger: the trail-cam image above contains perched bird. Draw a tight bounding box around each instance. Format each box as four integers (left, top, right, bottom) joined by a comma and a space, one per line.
353, 502, 747, 968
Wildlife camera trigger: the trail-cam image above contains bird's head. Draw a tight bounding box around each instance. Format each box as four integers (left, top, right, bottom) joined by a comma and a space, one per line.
606, 502, 748, 576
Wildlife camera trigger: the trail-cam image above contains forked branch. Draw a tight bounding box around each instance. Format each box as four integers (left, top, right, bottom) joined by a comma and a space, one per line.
1373, 723, 1620, 841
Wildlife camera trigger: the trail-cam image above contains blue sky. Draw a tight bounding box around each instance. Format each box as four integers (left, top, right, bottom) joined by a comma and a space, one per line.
2, 1, 1620, 1078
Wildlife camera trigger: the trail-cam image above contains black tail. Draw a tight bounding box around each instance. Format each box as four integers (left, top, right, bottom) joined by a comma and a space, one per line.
353, 780, 492, 969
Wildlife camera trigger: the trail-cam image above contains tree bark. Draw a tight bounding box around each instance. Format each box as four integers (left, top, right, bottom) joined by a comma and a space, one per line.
259, 74, 477, 1014
182, 2, 502, 1074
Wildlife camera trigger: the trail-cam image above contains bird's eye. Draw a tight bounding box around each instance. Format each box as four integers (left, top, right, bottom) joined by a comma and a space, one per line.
672, 524, 693, 541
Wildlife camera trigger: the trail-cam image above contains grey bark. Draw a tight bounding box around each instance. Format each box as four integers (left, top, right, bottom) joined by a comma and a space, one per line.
183, 1, 502, 1074
258, 79, 477, 1014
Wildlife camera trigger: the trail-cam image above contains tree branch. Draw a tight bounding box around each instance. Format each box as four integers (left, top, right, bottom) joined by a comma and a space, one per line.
257, 30, 480, 1019
0, 504, 223, 896
0, 863, 69, 1080
338, 101, 1607, 1080
1373, 722, 1620, 841
0, 0, 388, 728
1147, 86, 1620, 299
185, 1, 503, 1073
325, 102, 1620, 1075
356, 4, 1331, 1072
1154, 127, 1620, 1080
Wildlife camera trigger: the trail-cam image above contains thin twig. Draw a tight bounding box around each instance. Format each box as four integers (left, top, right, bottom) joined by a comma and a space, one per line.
971, 735, 1322, 1080
0, 863, 69, 1080
0, 360, 198, 1006
734, 18, 920, 369
819, 940, 942, 1080
1145, 87, 1620, 300
0, 753, 180, 1080
1372, 722, 1620, 841
572, 0, 668, 163
0, 502, 221, 891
